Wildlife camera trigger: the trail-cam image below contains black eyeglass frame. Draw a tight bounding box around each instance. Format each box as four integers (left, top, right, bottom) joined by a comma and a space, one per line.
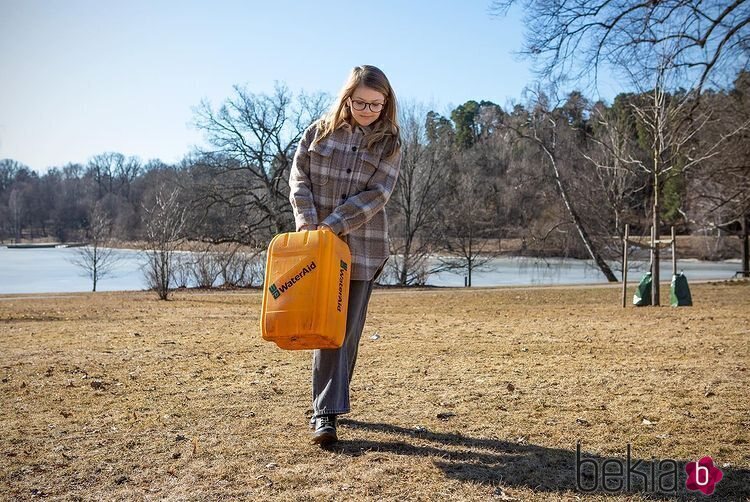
348, 97, 385, 113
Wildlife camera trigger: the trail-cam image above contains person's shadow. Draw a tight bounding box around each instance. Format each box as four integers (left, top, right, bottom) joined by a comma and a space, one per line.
325, 419, 749, 500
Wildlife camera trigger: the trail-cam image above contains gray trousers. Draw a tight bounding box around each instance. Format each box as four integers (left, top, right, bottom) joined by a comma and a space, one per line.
311, 279, 376, 417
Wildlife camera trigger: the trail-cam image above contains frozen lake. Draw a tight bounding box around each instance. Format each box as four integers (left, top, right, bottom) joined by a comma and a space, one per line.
414, 256, 741, 288
0, 246, 742, 294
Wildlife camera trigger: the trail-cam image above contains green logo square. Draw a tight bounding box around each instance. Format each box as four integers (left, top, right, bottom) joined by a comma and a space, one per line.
340, 260, 348, 271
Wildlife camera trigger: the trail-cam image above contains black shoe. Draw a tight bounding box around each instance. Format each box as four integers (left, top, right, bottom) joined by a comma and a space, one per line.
311, 414, 337, 445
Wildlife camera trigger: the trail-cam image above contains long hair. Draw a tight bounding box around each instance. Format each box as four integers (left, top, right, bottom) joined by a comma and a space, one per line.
313, 65, 401, 160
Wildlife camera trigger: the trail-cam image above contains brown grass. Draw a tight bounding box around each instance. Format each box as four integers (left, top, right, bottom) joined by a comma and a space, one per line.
1, 281, 748, 501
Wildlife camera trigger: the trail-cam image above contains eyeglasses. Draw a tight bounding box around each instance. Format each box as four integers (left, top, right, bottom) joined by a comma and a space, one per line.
349, 98, 385, 113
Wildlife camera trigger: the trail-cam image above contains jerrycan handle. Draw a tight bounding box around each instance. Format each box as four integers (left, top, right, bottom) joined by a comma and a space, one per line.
317, 225, 342, 244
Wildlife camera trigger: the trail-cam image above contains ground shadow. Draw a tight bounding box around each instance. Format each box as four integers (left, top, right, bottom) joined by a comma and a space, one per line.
326, 419, 749, 501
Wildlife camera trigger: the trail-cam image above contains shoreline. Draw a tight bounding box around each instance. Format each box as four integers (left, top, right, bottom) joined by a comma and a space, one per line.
0, 276, 746, 300
1, 244, 745, 296
1, 233, 745, 262
0, 242, 744, 263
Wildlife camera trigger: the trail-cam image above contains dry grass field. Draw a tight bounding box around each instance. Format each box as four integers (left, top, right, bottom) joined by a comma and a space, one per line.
1, 281, 748, 501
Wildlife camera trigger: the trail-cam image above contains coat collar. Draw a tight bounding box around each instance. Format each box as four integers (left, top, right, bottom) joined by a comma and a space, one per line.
339, 120, 372, 135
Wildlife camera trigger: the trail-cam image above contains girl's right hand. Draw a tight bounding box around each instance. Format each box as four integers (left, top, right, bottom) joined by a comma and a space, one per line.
299, 224, 318, 231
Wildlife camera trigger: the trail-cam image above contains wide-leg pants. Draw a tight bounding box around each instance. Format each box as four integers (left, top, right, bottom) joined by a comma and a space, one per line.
311, 278, 375, 417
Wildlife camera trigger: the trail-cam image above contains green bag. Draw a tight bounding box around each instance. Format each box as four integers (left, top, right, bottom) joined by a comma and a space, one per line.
633, 272, 652, 306
670, 272, 693, 307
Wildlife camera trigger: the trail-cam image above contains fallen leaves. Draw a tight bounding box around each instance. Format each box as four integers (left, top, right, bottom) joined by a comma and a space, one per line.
90, 380, 107, 390
493, 486, 517, 500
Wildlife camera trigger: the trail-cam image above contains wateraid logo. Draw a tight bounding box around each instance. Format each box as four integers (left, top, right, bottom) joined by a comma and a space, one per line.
336, 260, 348, 312
576, 444, 723, 495
685, 456, 723, 496
269, 261, 316, 299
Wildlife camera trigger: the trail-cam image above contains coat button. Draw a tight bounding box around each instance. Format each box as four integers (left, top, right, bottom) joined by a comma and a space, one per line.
346, 168, 352, 173
351, 146, 357, 152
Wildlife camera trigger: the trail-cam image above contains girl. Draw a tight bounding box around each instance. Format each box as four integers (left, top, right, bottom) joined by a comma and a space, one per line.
288, 65, 402, 445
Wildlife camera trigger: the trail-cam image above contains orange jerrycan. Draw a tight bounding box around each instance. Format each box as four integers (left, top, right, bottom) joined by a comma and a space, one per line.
261, 228, 352, 350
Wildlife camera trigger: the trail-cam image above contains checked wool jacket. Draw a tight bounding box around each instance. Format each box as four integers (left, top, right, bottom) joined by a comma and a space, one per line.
288, 119, 402, 281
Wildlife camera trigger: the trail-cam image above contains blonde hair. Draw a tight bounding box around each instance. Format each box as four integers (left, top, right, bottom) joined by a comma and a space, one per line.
313, 65, 401, 160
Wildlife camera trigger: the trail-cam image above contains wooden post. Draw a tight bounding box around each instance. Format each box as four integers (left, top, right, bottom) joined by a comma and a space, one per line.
672, 225, 677, 277
742, 214, 749, 277
648, 225, 654, 268
649, 225, 659, 307
649, 225, 654, 283
622, 224, 629, 308
651, 225, 661, 307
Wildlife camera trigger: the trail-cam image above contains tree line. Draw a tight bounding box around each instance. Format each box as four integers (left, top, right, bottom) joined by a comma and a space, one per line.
1, 72, 748, 287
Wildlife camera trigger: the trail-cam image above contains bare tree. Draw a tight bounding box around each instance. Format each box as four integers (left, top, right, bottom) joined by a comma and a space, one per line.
191, 83, 329, 243
142, 187, 186, 300
495, 0, 750, 294
688, 71, 750, 275
218, 243, 264, 287
503, 89, 620, 281
438, 152, 497, 287
115, 156, 142, 202
171, 253, 192, 289
69, 204, 120, 291
190, 243, 223, 288
88, 152, 129, 198
0, 160, 29, 242
387, 104, 451, 285
8, 188, 25, 242
492, 0, 750, 93
0, 159, 25, 194
583, 101, 644, 240
86, 152, 142, 204
624, 65, 745, 301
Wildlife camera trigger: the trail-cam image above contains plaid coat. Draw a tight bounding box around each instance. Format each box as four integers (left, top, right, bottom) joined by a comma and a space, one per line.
288, 119, 402, 281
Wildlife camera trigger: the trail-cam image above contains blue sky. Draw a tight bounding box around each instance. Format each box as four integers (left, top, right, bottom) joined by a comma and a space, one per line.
0, 0, 622, 172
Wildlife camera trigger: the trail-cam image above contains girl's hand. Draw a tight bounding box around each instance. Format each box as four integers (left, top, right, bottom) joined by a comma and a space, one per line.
299, 224, 317, 231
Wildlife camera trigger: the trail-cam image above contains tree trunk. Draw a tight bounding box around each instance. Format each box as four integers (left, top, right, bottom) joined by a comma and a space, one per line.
399, 232, 414, 286
651, 168, 661, 306
742, 213, 749, 278
93, 252, 98, 292
544, 151, 618, 282
400, 249, 411, 286
468, 226, 473, 287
